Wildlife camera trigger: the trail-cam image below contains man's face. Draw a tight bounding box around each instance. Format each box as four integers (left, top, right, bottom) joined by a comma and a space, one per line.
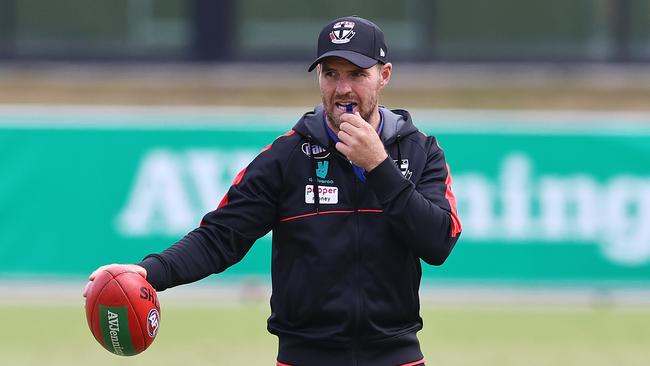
318, 58, 391, 130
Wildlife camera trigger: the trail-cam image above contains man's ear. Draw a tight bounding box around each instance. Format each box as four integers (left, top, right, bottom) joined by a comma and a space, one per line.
379, 63, 392, 87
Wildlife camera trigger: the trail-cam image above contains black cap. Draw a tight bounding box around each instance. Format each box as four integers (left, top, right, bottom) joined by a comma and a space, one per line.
308, 16, 388, 72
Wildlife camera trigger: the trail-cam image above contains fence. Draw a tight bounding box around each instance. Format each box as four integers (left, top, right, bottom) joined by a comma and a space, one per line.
0, 0, 649, 62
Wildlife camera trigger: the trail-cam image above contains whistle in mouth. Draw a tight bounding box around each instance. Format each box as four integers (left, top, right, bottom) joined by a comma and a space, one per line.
345, 104, 353, 113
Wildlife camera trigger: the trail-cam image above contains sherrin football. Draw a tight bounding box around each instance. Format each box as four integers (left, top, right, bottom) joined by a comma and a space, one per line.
85, 267, 161, 356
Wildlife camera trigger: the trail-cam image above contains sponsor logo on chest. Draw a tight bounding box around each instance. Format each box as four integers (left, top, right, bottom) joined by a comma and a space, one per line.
301, 143, 330, 159
305, 185, 338, 204
316, 161, 329, 179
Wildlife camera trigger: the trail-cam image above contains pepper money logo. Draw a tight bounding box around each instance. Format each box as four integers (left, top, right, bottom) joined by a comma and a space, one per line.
147, 308, 160, 338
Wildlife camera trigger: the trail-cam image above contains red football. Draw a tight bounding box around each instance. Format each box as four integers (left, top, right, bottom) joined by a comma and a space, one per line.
85, 267, 161, 356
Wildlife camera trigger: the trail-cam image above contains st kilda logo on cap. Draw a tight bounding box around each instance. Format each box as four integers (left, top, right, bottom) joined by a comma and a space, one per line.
329, 21, 355, 44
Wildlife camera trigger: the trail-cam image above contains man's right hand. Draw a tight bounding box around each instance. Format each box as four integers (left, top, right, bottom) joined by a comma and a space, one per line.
82, 264, 147, 298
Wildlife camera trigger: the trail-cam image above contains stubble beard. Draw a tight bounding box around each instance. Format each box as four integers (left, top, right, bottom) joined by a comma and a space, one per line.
323, 93, 378, 132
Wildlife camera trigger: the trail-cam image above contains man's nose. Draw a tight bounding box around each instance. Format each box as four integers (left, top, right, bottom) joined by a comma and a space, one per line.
335, 78, 352, 94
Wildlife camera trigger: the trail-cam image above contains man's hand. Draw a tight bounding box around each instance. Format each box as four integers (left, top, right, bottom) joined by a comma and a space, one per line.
335, 112, 388, 171
82, 263, 147, 298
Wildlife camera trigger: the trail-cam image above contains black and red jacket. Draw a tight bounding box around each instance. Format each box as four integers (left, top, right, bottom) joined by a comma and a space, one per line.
139, 105, 462, 366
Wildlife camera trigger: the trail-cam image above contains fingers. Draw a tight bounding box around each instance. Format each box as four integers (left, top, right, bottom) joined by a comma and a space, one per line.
339, 112, 365, 128
338, 121, 357, 135
84, 263, 147, 298
336, 128, 354, 144
89, 264, 147, 280
338, 120, 377, 150
339, 113, 376, 140
132, 265, 147, 278
335, 141, 351, 158
88, 264, 112, 281
82, 281, 92, 298
338, 120, 368, 143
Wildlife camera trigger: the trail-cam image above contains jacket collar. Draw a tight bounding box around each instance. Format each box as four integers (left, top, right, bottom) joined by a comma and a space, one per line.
292, 104, 418, 147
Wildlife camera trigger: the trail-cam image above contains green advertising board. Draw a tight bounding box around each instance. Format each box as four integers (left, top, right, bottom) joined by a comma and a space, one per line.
1, 106, 650, 287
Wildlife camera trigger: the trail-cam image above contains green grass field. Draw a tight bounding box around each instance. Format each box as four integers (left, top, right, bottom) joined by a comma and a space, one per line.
2, 301, 649, 366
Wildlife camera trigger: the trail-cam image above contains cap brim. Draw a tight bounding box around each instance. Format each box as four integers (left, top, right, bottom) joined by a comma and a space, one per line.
308, 50, 378, 72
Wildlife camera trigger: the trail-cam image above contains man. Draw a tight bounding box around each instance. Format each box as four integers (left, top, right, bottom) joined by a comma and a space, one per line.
84, 15, 461, 366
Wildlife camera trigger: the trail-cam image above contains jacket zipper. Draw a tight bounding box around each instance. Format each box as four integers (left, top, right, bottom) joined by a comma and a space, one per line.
352, 162, 361, 366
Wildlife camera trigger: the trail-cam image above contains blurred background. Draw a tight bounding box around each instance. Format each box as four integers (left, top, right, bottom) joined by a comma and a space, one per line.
1, 1, 650, 365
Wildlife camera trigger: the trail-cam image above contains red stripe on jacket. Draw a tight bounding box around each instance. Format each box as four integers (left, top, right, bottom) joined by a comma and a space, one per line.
216, 166, 247, 209
401, 358, 426, 366
444, 162, 461, 238
279, 209, 384, 223
435, 140, 461, 238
